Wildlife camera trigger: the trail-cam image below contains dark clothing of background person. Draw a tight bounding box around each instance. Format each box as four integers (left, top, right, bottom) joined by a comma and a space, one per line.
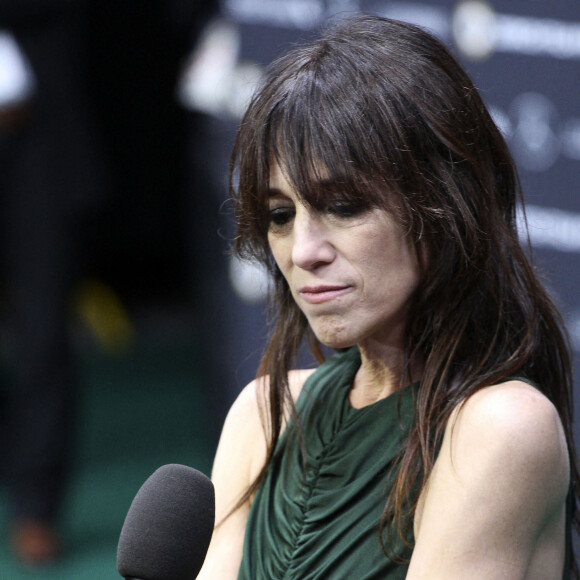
86, 0, 239, 449
0, 0, 105, 562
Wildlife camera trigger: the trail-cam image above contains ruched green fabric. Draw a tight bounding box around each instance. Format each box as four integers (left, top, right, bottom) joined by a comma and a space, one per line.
238, 347, 417, 579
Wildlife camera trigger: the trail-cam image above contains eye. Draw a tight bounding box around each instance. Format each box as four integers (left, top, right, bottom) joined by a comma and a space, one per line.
268, 206, 295, 227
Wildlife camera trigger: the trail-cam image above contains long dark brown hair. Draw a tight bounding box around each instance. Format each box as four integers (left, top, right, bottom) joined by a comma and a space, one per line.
229, 14, 578, 572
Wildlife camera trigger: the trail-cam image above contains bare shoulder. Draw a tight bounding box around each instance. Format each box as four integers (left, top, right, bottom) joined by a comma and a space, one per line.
410, 379, 570, 578
439, 379, 571, 513
447, 380, 570, 487
217, 377, 270, 483
214, 366, 317, 490
253, 367, 316, 399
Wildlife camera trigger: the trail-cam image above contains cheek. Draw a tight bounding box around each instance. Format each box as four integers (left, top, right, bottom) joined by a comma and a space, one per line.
267, 235, 282, 266
365, 240, 420, 299
394, 253, 421, 299
399, 242, 421, 285
268, 236, 291, 280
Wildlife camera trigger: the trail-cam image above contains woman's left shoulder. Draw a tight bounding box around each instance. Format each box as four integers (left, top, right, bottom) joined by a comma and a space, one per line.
451, 379, 566, 446
410, 380, 571, 577
446, 379, 570, 494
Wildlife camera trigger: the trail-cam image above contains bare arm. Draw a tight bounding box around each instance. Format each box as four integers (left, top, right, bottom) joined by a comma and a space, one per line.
197, 379, 267, 579
408, 381, 570, 579
197, 369, 314, 579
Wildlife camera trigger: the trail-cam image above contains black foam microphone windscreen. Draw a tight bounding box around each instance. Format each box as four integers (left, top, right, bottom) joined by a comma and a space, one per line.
117, 464, 215, 580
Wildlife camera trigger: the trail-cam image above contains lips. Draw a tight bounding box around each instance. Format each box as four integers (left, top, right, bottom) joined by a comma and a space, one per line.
298, 285, 352, 304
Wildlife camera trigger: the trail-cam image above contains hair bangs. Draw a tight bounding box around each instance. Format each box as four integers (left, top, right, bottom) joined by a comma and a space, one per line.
264, 59, 402, 219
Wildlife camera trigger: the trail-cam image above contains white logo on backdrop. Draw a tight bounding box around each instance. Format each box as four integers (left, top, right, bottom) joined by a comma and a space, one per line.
561, 119, 580, 161
176, 18, 262, 119
373, 0, 580, 62
223, 0, 364, 29
508, 93, 561, 173
370, 1, 449, 37
223, 0, 325, 30
223, 0, 580, 61
450, 0, 580, 61
489, 94, 580, 172
451, 0, 496, 61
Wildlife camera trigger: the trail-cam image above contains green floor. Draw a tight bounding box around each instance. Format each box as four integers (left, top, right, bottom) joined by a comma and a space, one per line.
0, 337, 216, 579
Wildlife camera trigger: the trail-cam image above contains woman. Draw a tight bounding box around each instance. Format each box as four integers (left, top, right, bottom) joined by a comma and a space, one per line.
199, 14, 579, 579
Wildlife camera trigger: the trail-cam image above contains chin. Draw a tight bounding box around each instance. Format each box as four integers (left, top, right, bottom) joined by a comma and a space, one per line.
310, 320, 358, 350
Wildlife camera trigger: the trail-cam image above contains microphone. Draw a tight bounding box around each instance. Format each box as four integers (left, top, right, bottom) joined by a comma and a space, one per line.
117, 464, 215, 580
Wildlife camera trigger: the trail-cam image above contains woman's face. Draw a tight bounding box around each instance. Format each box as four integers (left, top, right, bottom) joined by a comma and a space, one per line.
267, 161, 421, 350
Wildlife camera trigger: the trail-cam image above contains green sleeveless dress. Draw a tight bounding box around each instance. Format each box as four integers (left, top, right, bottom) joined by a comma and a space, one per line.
238, 347, 417, 579
237, 347, 575, 579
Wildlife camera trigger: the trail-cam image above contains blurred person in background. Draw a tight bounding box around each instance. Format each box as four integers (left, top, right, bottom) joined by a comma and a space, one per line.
87, 0, 245, 451
0, 0, 105, 565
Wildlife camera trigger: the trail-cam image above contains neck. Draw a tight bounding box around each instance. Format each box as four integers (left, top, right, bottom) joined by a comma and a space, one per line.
349, 340, 420, 409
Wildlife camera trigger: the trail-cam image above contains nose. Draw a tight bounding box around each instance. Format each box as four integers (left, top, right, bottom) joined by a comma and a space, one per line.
291, 210, 335, 270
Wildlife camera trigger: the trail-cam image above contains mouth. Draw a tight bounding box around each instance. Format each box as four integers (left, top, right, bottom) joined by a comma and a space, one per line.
298, 285, 352, 304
